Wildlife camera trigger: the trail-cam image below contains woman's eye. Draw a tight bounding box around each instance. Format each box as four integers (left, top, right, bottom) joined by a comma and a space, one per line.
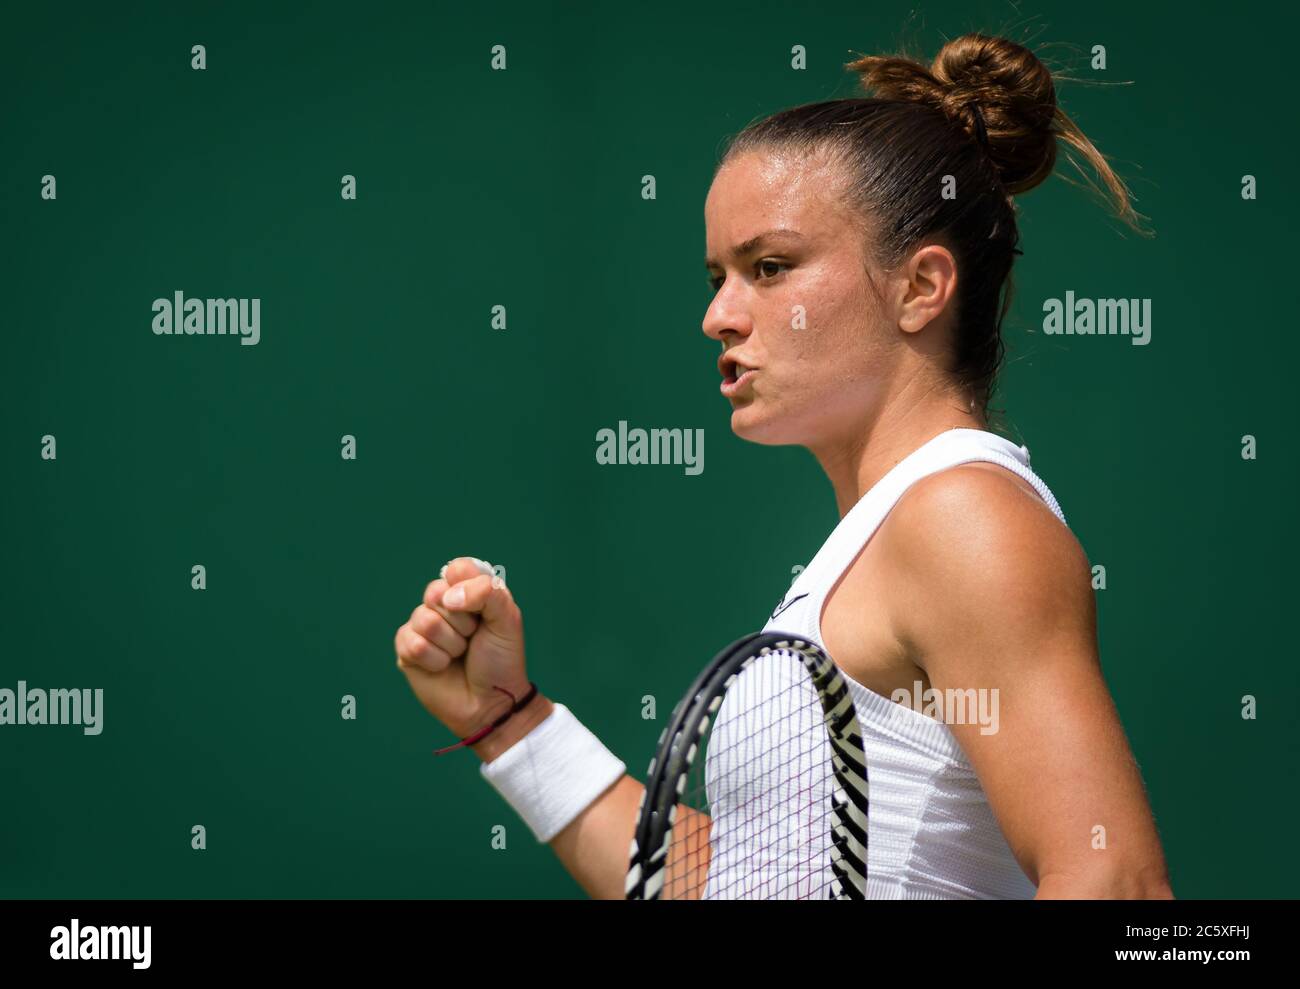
707, 261, 787, 292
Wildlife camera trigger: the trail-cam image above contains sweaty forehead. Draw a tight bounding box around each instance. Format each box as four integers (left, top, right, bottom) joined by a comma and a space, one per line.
705, 151, 851, 260
708, 151, 825, 217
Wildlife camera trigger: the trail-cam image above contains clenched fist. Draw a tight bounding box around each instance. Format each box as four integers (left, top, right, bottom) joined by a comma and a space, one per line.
394, 556, 534, 746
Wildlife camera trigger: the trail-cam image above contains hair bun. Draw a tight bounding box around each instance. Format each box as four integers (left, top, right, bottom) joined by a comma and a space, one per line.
930, 34, 1057, 193
849, 33, 1059, 195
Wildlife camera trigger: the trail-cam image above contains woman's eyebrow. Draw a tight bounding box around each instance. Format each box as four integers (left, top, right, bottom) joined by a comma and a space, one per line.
704, 228, 805, 268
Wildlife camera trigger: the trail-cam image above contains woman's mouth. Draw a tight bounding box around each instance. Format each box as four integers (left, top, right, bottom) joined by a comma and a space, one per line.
720, 365, 758, 398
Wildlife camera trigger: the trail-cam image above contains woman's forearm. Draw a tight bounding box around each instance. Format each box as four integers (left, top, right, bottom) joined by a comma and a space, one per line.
475, 693, 710, 900
549, 774, 646, 899
473, 692, 641, 900
1035, 866, 1174, 899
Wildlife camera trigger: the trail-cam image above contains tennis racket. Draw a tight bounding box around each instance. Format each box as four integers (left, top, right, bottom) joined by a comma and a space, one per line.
625, 631, 868, 900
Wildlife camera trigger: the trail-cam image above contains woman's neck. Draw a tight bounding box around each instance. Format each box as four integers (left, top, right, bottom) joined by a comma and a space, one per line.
811, 396, 986, 519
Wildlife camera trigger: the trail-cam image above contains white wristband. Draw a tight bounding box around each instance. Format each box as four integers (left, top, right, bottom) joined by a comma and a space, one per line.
479, 702, 627, 844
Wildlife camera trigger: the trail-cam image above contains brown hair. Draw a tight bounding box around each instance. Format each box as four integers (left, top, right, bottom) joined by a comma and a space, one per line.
719, 33, 1148, 420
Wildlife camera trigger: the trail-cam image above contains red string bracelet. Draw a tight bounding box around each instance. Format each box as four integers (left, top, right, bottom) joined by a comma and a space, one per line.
433, 681, 539, 756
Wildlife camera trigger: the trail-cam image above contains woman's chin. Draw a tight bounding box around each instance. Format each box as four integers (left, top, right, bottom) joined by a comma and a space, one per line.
730, 404, 790, 445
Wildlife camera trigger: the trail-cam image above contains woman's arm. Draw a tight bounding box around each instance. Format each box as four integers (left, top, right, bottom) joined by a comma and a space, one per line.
546, 777, 713, 900
473, 698, 711, 900
399, 557, 711, 901
881, 464, 1173, 898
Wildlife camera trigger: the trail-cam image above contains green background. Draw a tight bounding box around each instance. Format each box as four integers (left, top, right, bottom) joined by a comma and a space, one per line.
1, 1, 1295, 898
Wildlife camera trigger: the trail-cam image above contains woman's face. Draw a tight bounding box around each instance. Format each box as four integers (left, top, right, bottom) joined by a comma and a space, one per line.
703, 149, 903, 450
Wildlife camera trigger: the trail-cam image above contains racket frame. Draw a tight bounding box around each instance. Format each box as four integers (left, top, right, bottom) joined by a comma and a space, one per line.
625, 631, 869, 900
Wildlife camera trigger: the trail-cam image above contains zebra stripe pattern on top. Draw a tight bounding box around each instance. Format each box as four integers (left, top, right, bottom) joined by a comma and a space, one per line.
625, 631, 869, 900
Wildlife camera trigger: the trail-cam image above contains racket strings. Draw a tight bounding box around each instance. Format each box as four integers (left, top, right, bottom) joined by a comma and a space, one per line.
662, 652, 850, 899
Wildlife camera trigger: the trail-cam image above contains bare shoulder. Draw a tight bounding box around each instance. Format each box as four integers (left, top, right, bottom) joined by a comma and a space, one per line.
874, 461, 1096, 666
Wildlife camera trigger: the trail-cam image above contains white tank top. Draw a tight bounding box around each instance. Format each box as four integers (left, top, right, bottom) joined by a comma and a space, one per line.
705, 428, 1067, 899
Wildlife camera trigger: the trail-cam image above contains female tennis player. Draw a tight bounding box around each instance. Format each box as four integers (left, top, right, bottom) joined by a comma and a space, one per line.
394, 32, 1173, 900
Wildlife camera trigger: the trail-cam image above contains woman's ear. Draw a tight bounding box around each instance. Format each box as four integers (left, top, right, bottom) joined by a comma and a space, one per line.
898, 244, 958, 335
